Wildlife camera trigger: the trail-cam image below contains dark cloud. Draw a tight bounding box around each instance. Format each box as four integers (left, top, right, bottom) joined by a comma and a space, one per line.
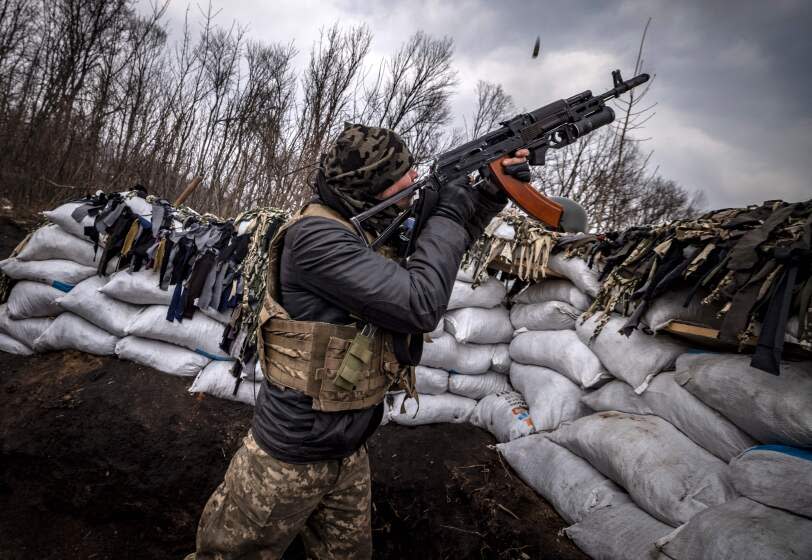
147, 0, 812, 208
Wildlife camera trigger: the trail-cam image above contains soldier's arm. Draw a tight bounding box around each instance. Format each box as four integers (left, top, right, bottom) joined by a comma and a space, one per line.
287, 215, 468, 334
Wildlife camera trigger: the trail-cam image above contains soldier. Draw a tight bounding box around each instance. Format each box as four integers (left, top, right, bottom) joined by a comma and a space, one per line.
189, 124, 529, 559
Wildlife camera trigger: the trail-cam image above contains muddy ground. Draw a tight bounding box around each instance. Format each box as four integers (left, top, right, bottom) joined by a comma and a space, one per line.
0, 350, 586, 560
0, 214, 586, 559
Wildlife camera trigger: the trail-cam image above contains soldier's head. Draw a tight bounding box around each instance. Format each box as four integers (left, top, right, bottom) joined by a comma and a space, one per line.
317, 123, 415, 230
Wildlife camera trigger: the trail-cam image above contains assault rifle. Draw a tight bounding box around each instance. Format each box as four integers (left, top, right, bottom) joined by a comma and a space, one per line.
350, 69, 649, 252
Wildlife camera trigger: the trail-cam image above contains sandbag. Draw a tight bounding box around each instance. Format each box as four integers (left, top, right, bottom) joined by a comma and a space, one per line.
675, 353, 812, 447
427, 319, 445, 340
56, 276, 141, 337
34, 313, 119, 355
15, 224, 99, 267
447, 278, 506, 310
546, 253, 601, 297
580, 380, 653, 416
549, 411, 736, 526
510, 330, 610, 388
448, 371, 511, 400
5, 280, 67, 319
197, 305, 233, 324
469, 391, 534, 442
0, 257, 95, 285
42, 201, 95, 240
189, 361, 260, 406
729, 445, 812, 518
389, 393, 476, 426
419, 333, 493, 374
510, 363, 588, 431
415, 366, 449, 395
512, 279, 591, 310
99, 270, 173, 306
0, 332, 33, 355
490, 343, 511, 373
655, 497, 812, 560
0, 306, 53, 344
565, 503, 673, 560
115, 336, 211, 377
456, 261, 478, 283
509, 301, 579, 331
444, 306, 513, 344
643, 288, 724, 332
577, 312, 688, 393
497, 435, 631, 524
642, 372, 757, 461
125, 305, 229, 358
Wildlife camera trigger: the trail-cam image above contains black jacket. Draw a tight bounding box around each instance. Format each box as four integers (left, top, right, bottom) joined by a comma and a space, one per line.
252, 211, 469, 463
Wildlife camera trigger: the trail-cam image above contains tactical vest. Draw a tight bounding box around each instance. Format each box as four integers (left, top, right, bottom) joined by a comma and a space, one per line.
256, 203, 416, 412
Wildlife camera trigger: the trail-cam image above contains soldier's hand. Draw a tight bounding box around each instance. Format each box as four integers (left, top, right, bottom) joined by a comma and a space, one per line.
502, 148, 531, 183
433, 176, 478, 227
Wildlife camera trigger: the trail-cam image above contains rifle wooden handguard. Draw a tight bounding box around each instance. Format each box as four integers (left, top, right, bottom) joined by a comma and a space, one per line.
488, 156, 563, 229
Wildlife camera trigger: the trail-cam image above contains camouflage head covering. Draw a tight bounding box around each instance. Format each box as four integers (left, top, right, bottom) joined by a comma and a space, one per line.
317, 123, 414, 234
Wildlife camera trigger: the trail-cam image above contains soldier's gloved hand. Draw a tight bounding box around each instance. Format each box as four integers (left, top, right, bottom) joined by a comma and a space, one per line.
432, 176, 479, 227
465, 149, 531, 241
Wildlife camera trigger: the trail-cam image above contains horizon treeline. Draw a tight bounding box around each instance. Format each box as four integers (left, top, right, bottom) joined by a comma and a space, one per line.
0, 0, 702, 230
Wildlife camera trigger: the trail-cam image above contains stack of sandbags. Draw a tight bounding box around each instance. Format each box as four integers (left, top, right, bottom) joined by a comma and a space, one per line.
392, 275, 512, 429
507, 278, 603, 434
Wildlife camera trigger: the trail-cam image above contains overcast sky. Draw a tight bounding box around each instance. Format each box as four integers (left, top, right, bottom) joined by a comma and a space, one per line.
144, 0, 811, 209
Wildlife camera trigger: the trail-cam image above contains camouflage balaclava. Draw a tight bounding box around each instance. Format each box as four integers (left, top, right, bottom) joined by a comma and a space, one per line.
317, 123, 415, 234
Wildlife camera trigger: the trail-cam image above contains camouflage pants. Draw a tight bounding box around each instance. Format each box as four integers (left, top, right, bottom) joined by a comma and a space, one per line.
192, 431, 371, 560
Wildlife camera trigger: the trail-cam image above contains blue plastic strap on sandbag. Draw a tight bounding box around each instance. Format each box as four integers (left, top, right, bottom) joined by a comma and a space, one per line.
743, 444, 812, 461
51, 280, 74, 293
194, 348, 232, 361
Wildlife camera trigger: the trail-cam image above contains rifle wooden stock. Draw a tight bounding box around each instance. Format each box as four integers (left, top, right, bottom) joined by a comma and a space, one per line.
488, 156, 563, 229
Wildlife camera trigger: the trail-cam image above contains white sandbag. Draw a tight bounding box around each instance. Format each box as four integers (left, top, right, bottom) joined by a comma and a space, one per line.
510, 363, 588, 431
43, 201, 94, 239
115, 336, 211, 377
447, 278, 506, 310
456, 261, 478, 283
419, 333, 493, 374
655, 497, 812, 560
546, 253, 601, 297
510, 330, 610, 388
389, 393, 476, 426
512, 278, 591, 310
643, 372, 757, 461
0, 332, 33, 355
643, 288, 724, 332
675, 353, 812, 447
549, 411, 737, 526
415, 366, 449, 395
470, 391, 534, 442
580, 380, 653, 415
444, 306, 513, 344
33, 313, 119, 355
497, 435, 631, 524
125, 305, 229, 358
0, 257, 95, 285
427, 318, 445, 340
729, 445, 812, 518
5, 280, 66, 319
55, 276, 141, 337
565, 502, 673, 560
448, 371, 511, 400
99, 270, 173, 306
189, 360, 260, 406
15, 224, 99, 267
510, 301, 579, 331
0, 306, 53, 344
197, 305, 233, 324
490, 343, 511, 373
576, 312, 688, 393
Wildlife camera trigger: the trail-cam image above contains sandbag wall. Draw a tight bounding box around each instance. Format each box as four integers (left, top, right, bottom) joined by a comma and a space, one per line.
386, 253, 812, 560
0, 193, 262, 406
